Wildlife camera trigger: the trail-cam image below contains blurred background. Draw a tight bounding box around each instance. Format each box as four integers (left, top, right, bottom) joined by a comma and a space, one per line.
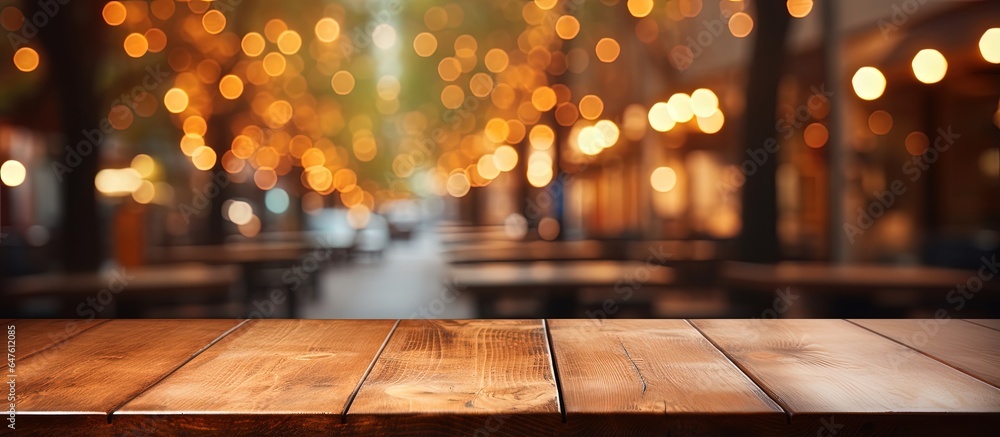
0, 0, 997, 319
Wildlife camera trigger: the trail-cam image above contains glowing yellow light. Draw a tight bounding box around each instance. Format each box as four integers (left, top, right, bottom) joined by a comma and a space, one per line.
729, 12, 754, 38
446, 172, 471, 197
577, 127, 604, 155
123, 33, 148, 58
493, 145, 518, 172
696, 109, 725, 134
579, 95, 604, 120
163, 88, 189, 113
527, 158, 553, 188
690, 88, 719, 118
595, 38, 620, 63
532, 86, 557, 112
102, 2, 126, 26
555, 16, 580, 40
485, 118, 511, 144
331, 70, 355, 95
852, 66, 886, 100
438, 57, 462, 81
300, 148, 325, 169
372, 23, 396, 49
650, 167, 677, 192
315, 18, 341, 43
803, 123, 828, 148
594, 120, 620, 148
145, 28, 167, 53
227, 201, 254, 225
266, 100, 294, 127
183, 116, 207, 136
306, 167, 333, 191
470, 73, 494, 97
0, 160, 26, 187
441, 85, 465, 109
241, 32, 265, 57
180, 134, 204, 156
276, 30, 302, 55
413, 32, 437, 57
191, 146, 217, 171
254, 168, 278, 190
981, 28, 1000, 64
477, 154, 500, 180
333, 168, 358, 191
262, 52, 286, 76
484, 48, 509, 73
786, 0, 813, 18
95, 168, 142, 196
530, 125, 555, 150
628, 0, 654, 18
219, 74, 244, 100
911, 49, 947, 84
648, 102, 676, 132
132, 180, 155, 204
454, 34, 477, 57
264, 19, 287, 42
666, 93, 694, 123
202, 10, 226, 35
534, 0, 558, 10
130, 154, 156, 178
12, 47, 38, 72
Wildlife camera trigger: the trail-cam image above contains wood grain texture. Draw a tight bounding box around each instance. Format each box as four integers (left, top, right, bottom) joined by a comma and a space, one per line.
113, 320, 396, 434
965, 319, 1000, 331
548, 319, 785, 435
851, 319, 1000, 387
346, 319, 561, 435
18, 319, 243, 415
692, 319, 1000, 433
11, 319, 108, 359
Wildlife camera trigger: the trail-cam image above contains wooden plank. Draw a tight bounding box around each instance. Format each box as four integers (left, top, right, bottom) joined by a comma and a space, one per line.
692, 319, 1000, 434
11, 319, 108, 359
113, 320, 396, 435
16, 319, 243, 433
964, 319, 1000, 331
346, 319, 561, 434
548, 319, 785, 435
851, 319, 1000, 387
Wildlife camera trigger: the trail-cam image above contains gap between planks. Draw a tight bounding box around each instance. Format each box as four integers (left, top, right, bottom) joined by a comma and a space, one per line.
961, 319, 1000, 332
684, 319, 793, 424
844, 319, 1000, 390
17, 319, 113, 361
106, 319, 252, 423
542, 319, 567, 423
341, 319, 401, 424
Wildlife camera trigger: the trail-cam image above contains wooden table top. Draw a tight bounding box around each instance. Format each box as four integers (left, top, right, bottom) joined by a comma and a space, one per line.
147, 242, 313, 265
5, 263, 241, 297
7, 319, 999, 435
447, 260, 676, 290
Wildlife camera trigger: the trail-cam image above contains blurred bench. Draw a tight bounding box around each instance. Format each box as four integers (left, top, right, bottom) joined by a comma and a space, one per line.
721, 261, 1000, 317
447, 260, 676, 317
3, 263, 243, 317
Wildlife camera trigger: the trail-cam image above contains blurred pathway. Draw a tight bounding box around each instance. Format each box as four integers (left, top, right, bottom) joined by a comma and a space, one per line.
300, 228, 473, 319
